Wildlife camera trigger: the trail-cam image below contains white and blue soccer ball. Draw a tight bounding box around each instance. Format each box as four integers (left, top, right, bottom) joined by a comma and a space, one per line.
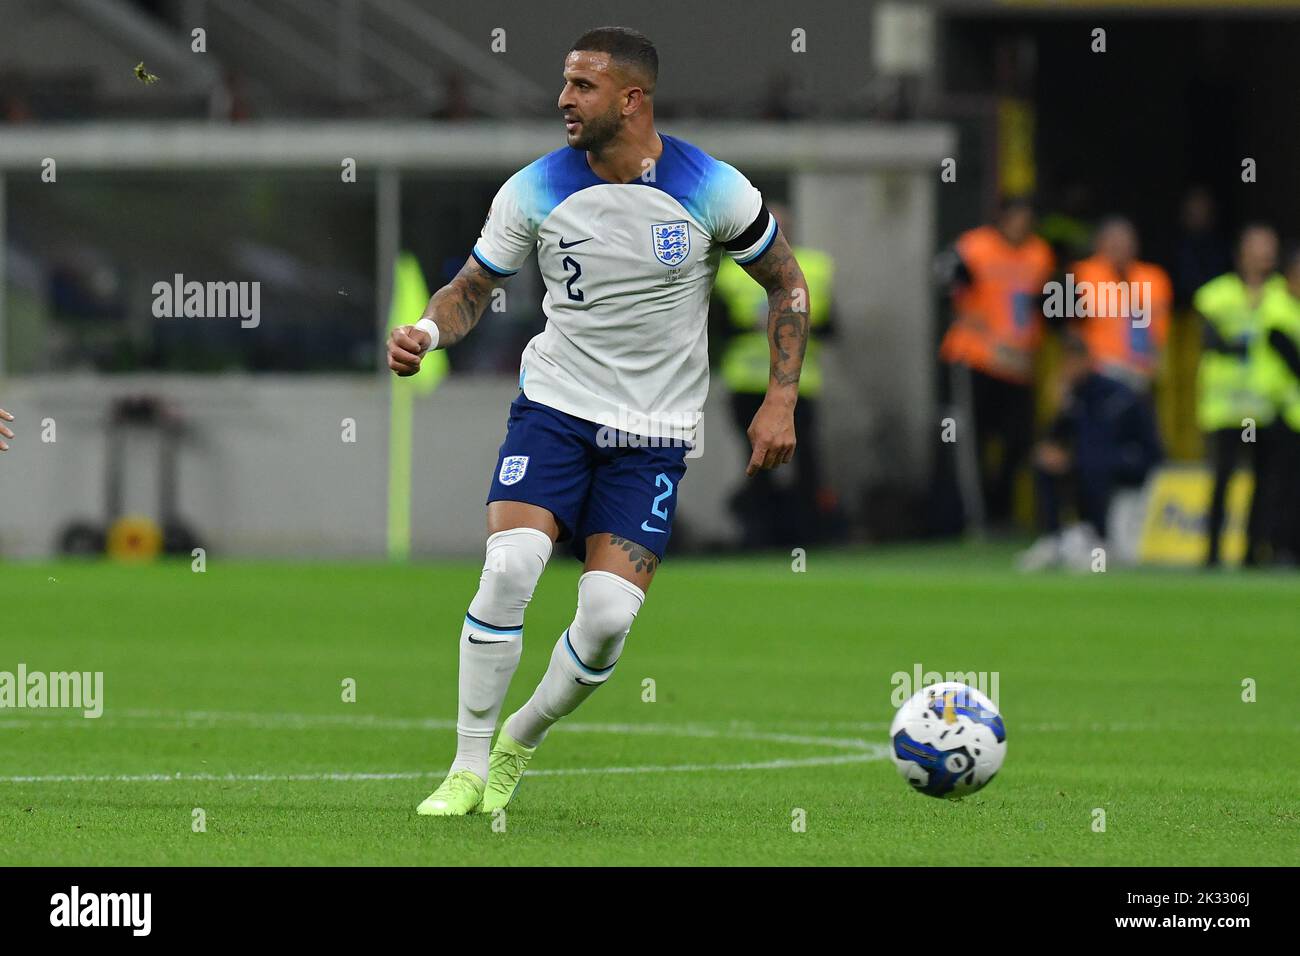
889, 682, 1006, 798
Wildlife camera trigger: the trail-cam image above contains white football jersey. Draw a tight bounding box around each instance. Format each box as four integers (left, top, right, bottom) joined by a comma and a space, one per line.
472, 133, 776, 442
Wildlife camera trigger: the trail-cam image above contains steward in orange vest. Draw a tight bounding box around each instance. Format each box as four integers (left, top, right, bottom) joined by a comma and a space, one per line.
1068, 218, 1172, 390
939, 203, 1056, 386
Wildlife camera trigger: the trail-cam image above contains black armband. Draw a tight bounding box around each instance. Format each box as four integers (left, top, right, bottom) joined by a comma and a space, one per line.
724, 204, 777, 258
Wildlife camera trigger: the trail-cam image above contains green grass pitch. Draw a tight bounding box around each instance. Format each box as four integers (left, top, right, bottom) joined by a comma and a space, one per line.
2, 544, 1296, 866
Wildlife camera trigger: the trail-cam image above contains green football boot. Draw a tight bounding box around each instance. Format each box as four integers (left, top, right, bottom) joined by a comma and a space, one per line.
416, 769, 485, 816
480, 730, 537, 813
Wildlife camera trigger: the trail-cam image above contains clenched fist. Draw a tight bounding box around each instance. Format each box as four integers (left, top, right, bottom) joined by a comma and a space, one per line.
745, 397, 796, 476
387, 325, 433, 376
0, 408, 13, 451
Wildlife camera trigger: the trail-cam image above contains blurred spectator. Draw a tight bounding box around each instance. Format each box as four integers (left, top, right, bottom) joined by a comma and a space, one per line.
1173, 186, 1232, 308
1194, 224, 1281, 567
1, 85, 33, 123
937, 196, 1056, 530
1162, 187, 1230, 461
432, 72, 476, 120
714, 203, 839, 547
1071, 216, 1172, 393
1256, 244, 1300, 564
1039, 182, 1096, 266
1019, 332, 1162, 571
208, 69, 253, 122
760, 71, 798, 121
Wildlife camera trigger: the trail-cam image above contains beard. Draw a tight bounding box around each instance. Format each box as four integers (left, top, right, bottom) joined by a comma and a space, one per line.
567, 102, 622, 152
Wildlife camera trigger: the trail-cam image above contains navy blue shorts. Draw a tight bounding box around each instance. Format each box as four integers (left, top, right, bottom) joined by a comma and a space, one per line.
485, 392, 690, 562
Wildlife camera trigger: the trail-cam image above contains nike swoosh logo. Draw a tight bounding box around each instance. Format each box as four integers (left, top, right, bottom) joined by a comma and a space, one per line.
467, 634, 508, 645
558, 236, 594, 249
640, 521, 667, 534
574, 677, 600, 686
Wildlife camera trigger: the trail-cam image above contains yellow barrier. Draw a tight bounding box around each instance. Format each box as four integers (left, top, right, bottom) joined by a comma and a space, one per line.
1137, 465, 1253, 566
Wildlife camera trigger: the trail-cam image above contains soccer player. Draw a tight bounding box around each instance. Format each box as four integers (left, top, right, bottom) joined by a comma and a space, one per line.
386, 27, 809, 815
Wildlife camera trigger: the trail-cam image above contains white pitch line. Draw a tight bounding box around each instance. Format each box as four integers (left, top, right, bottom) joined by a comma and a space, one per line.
2, 708, 1241, 737
0, 751, 887, 785
4, 710, 1276, 738
0, 707, 890, 784
532, 752, 887, 776
0, 709, 880, 751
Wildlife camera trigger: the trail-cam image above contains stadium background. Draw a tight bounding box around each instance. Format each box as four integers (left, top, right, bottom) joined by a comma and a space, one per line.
2, 0, 1299, 872
4, 0, 1297, 560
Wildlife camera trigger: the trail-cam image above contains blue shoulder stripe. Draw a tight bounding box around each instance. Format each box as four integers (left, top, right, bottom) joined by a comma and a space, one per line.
471, 246, 517, 277
499, 135, 748, 239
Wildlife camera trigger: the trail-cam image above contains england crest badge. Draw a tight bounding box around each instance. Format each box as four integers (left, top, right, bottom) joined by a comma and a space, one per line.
651, 220, 690, 267
498, 455, 529, 486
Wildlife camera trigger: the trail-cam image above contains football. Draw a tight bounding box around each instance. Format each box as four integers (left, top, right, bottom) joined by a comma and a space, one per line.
890, 682, 1007, 798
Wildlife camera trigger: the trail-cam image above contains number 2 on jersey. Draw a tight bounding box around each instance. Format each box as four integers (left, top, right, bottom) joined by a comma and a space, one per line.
561, 255, 584, 302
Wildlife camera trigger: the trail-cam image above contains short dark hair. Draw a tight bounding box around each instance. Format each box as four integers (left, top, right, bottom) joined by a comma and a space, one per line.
1237, 221, 1276, 248
569, 26, 658, 94
1094, 214, 1135, 234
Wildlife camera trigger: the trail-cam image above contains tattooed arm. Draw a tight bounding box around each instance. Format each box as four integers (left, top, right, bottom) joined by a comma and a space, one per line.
737, 230, 810, 475
387, 257, 507, 376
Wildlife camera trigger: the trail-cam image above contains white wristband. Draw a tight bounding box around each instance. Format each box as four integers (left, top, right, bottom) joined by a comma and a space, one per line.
413, 318, 440, 352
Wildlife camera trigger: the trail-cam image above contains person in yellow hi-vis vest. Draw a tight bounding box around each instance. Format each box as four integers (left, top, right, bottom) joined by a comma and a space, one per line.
1194, 224, 1281, 567
1256, 244, 1300, 563
386, 251, 450, 560
715, 203, 835, 546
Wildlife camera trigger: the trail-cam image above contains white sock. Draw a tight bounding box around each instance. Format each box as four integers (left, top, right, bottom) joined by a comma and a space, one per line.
504, 570, 645, 748
449, 527, 552, 780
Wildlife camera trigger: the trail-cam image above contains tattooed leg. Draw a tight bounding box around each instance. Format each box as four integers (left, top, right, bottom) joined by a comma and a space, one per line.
606, 535, 660, 577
